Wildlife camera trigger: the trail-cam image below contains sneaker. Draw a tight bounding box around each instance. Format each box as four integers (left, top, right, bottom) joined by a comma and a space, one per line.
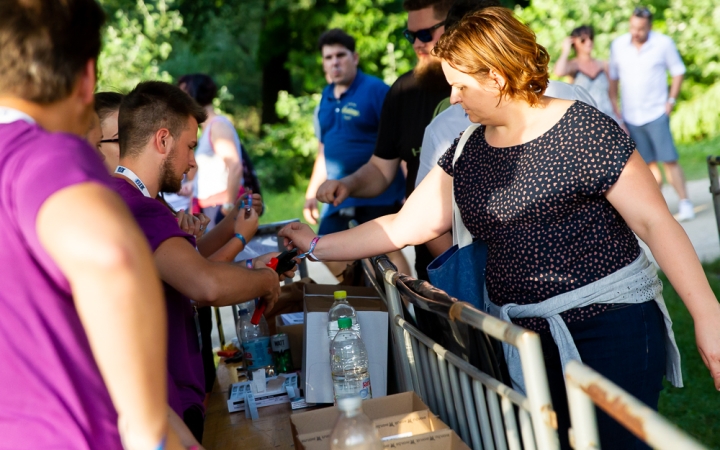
677, 199, 695, 222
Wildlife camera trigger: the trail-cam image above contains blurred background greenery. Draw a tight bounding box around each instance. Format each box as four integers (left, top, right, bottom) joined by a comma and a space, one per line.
96, 0, 720, 195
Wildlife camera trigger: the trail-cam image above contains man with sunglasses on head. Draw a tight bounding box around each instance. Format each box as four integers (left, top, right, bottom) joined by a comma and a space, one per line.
609, 6, 694, 221
316, 0, 453, 280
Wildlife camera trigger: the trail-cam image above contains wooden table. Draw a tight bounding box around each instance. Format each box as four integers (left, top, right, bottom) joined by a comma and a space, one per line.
202, 361, 297, 450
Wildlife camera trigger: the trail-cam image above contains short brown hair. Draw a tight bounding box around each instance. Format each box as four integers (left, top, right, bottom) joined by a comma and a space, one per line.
0, 0, 105, 104
403, 0, 454, 20
432, 7, 549, 106
119, 81, 207, 158
94, 92, 124, 122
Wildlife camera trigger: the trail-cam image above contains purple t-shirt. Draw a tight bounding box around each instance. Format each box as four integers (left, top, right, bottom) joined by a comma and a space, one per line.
0, 120, 121, 449
111, 177, 205, 417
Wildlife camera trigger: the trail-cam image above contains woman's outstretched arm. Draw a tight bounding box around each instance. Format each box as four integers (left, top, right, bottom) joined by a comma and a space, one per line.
279, 165, 454, 261
606, 150, 720, 389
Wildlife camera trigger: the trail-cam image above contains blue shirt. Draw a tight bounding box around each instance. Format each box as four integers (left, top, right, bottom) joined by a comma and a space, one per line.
319, 70, 405, 216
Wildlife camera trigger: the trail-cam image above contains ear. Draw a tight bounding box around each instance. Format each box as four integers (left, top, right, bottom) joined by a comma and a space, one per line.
78, 60, 96, 106
352, 52, 360, 66
487, 69, 506, 89
153, 128, 172, 156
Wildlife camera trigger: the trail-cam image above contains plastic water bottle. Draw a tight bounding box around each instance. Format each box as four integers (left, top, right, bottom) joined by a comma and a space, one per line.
331, 317, 372, 401
236, 308, 274, 372
327, 290, 361, 340
330, 396, 381, 450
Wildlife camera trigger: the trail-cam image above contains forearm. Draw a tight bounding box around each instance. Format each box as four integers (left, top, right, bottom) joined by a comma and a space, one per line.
669, 75, 683, 101
306, 148, 327, 199
208, 235, 244, 262
609, 79, 620, 116
195, 265, 278, 307
640, 217, 717, 319
168, 407, 201, 448
342, 160, 394, 198
197, 213, 235, 257
225, 160, 242, 205
425, 232, 454, 258
553, 51, 572, 77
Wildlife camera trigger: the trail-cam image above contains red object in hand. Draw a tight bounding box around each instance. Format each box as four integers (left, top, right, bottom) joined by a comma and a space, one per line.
251, 301, 266, 325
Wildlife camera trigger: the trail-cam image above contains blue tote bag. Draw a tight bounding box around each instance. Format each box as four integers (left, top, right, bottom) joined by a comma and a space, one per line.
427, 124, 488, 309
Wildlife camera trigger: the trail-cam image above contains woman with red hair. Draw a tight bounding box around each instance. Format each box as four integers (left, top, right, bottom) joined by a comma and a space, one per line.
280, 8, 720, 449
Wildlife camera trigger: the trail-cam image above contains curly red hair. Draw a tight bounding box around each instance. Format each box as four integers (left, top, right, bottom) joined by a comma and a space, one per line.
432, 7, 549, 106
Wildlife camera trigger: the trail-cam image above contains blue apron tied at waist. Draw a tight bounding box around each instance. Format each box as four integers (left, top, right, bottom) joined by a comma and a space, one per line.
484, 248, 683, 395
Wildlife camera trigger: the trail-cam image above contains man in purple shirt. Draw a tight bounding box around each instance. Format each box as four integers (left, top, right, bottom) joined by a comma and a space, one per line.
113, 81, 286, 441
0, 1, 182, 449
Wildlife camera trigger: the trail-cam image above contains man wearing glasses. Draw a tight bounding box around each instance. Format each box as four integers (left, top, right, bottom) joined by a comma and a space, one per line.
316, 0, 453, 280
609, 7, 694, 221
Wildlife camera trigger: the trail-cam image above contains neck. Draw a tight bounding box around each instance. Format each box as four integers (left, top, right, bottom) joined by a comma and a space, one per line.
333, 73, 357, 98
0, 97, 87, 135
203, 105, 217, 127
484, 97, 549, 141
117, 154, 161, 198
576, 53, 593, 62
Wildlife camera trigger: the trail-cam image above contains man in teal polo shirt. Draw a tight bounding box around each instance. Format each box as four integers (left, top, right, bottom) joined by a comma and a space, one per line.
304, 29, 410, 277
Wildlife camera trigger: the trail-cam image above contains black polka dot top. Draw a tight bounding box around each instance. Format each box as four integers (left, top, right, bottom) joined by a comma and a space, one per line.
438, 101, 640, 333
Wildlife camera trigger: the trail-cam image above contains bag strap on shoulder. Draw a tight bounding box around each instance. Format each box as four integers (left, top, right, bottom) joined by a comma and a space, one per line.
452, 124, 480, 248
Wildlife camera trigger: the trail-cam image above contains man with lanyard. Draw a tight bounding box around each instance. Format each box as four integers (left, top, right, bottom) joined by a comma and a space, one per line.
0, 1, 183, 448
316, 0, 454, 280
112, 81, 293, 442
304, 29, 409, 278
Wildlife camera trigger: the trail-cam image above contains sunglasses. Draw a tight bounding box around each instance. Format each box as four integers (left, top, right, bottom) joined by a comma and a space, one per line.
99, 138, 119, 144
403, 21, 444, 44
633, 7, 652, 18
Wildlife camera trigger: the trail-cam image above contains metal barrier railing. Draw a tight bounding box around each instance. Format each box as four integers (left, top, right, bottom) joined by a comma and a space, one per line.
706, 156, 720, 243
565, 360, 708, 450
367, 256, 560, 450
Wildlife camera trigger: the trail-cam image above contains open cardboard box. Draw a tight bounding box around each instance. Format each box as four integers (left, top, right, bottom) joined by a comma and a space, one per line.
290, 392, 452, 450
275, 316, 304, 371
302, 284, 388, 404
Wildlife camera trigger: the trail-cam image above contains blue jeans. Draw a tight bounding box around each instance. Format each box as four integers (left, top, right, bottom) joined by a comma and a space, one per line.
542, 302, 666, 450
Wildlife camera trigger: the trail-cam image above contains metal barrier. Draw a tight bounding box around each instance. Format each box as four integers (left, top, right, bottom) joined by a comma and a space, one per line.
565, 360, 708, 450
706, 156, 720, 243
366, 256, 560, 450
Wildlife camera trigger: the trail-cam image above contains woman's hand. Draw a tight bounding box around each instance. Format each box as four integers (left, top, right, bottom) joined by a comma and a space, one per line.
561, 36, 574, 54
253, 252, 299, 281
303, 198, 320, 225
234, 205, 259, 242
693, 304, 720, 390
278, 222, 317, 253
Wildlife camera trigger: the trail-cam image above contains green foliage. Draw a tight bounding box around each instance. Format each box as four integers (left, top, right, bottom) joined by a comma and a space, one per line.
672, 81, 720, 142
248, 92, 321, 192
97, 0, 184, 92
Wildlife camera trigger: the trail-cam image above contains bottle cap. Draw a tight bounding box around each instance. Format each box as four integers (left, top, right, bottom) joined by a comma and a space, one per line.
239, 309, 249, 316
334, 290, 347, 300
338, 317, 352, 330
337, 396, 362, 412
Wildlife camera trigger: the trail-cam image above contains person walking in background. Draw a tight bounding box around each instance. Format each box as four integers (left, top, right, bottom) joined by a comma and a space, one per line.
305, 29, 410, 278
609, 7, 694, 221
316, 0, 454, 281
178, 74, 245, 228
553, 25, 622, 125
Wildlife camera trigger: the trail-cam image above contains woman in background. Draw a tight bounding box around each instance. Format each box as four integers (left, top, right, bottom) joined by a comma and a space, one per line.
554, 25, 622, 125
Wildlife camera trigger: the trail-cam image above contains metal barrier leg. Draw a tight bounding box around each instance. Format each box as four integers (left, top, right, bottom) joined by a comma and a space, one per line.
459, 371, 482, 450
501, 396, 521, 450
519, 409, 538, 450
411, 336, 430, 404
428, 349, 449, 424
473, 380, 496, 450
487, 390, 509, 450
437, 353, 460, 432
448, 363, 471, 443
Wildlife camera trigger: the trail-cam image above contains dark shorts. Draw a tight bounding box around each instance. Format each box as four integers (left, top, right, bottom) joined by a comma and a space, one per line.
318, 203, 402, 235
626, 114, 679, 163
543, 301, 666, 450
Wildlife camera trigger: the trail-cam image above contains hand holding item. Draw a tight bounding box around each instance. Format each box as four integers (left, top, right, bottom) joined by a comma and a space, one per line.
316, 179, 349, 207
303, 198, 320, 225
234, 204, 259, 244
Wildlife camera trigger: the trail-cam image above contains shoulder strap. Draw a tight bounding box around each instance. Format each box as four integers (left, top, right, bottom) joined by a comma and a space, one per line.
452, 124, 481, 247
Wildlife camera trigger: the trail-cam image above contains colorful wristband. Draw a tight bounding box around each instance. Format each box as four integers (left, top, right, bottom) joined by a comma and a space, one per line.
246, 259, 253, 269
235, 233, 247, 246
154, 435, 167, 450
307, 236, 320, 262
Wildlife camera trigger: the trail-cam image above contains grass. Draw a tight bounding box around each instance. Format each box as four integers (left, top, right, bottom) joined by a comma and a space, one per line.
676, 134, 720, 181
259, 179, 318, 232
658, 260, 720, 448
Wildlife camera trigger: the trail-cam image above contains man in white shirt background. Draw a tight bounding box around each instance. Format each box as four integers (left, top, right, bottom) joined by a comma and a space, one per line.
609, 6, 694, 221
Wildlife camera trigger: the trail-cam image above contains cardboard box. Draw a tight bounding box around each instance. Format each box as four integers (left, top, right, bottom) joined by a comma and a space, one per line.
290, 392, 443, 450
275, 316, 304, 371
381, 428, 470, 450
302, 285, 388, 404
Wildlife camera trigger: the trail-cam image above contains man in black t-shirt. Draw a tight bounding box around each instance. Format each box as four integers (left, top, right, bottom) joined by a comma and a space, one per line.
316, 0, 453, 280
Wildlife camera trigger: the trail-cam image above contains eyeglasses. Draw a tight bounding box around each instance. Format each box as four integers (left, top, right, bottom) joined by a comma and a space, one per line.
633, 7, 652, 19
403, 21, 444, 44
99, 138, 119, 144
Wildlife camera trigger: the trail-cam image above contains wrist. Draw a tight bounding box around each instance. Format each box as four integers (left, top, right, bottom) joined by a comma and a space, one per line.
234, 233, 247, 247
222, 202, 234, 211
668, 97, 677, 105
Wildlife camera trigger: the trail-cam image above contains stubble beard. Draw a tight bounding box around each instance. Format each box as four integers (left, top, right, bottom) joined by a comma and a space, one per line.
414, 55, 447, 89
159, 147, 183, 194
